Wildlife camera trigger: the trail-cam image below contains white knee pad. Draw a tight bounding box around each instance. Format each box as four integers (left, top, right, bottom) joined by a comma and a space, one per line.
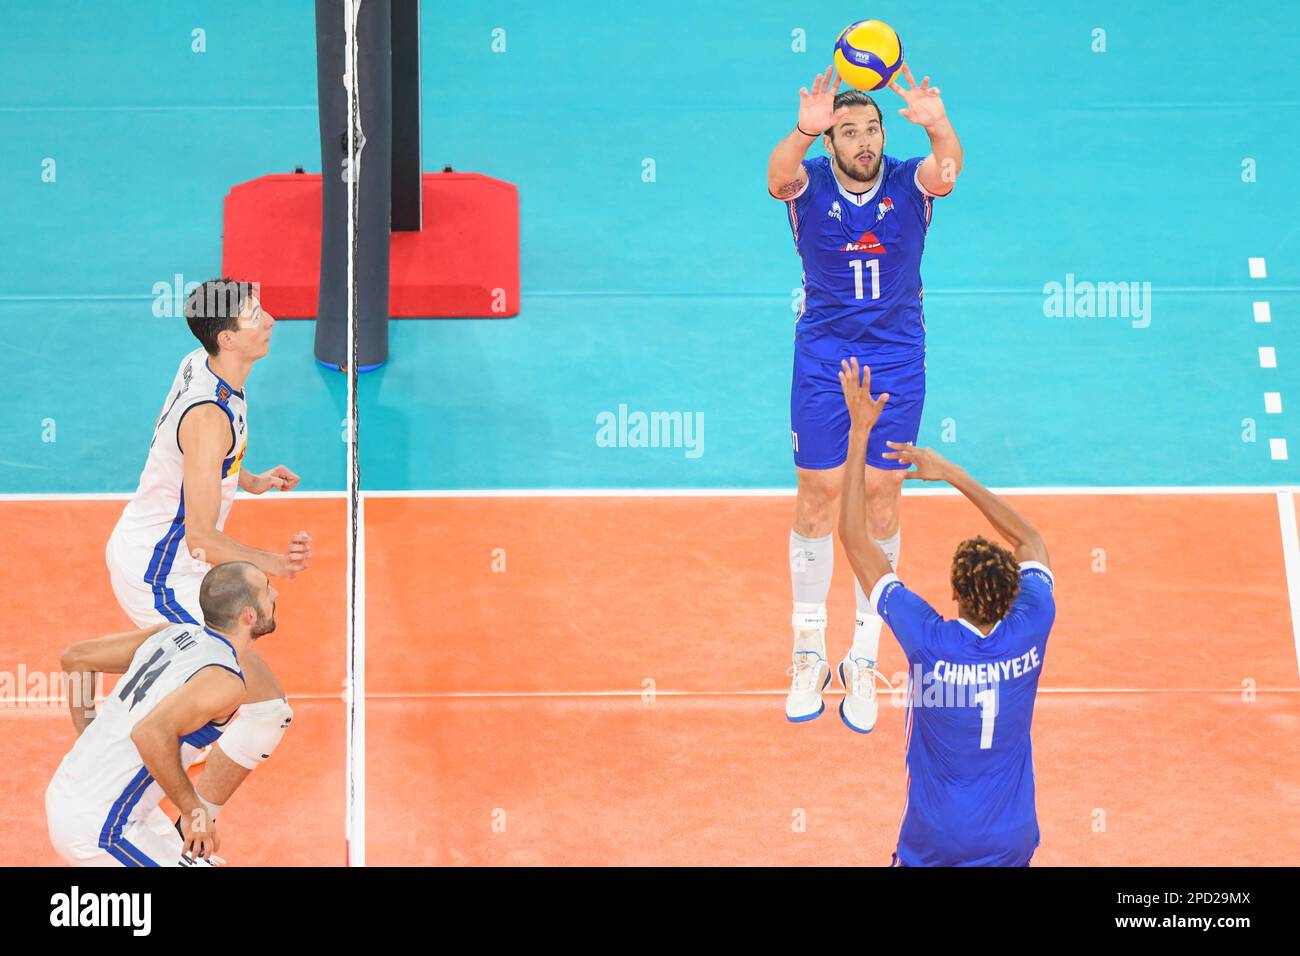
215, 698, 293, 770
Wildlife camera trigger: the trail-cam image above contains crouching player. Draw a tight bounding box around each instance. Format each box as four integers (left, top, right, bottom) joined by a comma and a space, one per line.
45, 562, 278, 866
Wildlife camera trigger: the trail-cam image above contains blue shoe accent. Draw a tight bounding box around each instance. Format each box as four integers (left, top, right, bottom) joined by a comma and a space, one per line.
786, 669, 833, 723
838, 662, 875, 734
839, 697, 874, 734
787, 700, 825, 723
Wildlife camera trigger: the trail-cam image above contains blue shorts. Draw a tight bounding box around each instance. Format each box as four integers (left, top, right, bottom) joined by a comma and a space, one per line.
790, 351, 926, 470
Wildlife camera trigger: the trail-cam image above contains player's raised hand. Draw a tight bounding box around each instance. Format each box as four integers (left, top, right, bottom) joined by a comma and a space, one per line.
838, 357, 888, 430
799, 65, 847, 134
182, 806, 220, 863
887, 63, 947, 130
882, 441, 952, 481
283, 530, 312, 577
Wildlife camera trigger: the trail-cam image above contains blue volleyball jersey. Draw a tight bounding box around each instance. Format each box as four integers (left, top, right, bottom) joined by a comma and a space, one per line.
871, 562, 1056, 866
781, 154, 938, 365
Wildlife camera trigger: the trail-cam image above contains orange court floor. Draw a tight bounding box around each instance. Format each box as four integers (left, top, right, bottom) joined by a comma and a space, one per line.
3, 490, 1299, 866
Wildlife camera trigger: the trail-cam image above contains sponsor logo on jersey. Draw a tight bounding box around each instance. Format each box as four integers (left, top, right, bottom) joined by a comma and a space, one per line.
828, 200, 842, 222
843, 230, 887, 254
876, 196, 894, 222
229, 438, 247, 478
217, 383, 231, 403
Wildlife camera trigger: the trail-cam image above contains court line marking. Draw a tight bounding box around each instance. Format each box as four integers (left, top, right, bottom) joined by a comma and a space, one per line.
355, 687, 1300, 699
5, 486, 1299, 503
1278, 490, 1300, 681
0, 491, 347, 502
9, 686, 1296, 707
8, 286, 1300, 304
360, 486, 1300, 499
10, 692, 350, 706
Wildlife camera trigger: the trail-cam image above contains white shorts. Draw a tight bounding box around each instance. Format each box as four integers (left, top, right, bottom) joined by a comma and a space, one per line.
46, 797, 216, 868
106, 535, 203, 629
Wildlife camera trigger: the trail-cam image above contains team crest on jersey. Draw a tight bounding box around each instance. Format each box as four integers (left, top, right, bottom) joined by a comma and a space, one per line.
844, 230, 887, 254
217, 384, 231, 403
828, 200, 842, 222
876, 197, 894, 222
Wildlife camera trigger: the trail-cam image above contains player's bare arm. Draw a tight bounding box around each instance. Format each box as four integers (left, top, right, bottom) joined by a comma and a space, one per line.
179, 404, 313, 578
129, 666, 245, 861
883, 441, 1050, 567
768, 65, 847, 199
239, 462, 301, 495
60, 623, 168, 735
836, 358, 897, 592
887, 62, 963, 197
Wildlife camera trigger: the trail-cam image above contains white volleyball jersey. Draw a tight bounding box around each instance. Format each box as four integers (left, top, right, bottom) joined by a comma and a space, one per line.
46, 623, 244, 842
108, 348, 249, 619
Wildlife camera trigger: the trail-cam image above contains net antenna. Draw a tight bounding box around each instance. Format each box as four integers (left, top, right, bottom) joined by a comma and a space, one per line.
343, 0, 366, 867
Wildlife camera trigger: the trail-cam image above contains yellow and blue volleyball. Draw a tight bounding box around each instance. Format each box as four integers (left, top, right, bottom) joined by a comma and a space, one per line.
833, 20, 904, 91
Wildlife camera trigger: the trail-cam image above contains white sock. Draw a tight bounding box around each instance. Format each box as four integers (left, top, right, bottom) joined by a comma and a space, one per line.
790, 530, 833, 605
851, 530, 901, 663
790, 530, 833, 657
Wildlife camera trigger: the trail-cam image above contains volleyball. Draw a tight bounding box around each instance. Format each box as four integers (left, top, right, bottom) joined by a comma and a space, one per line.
833, 19, 904, 91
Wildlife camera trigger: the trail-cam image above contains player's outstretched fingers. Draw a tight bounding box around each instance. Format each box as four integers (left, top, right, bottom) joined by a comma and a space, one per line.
901, 61, 917, 88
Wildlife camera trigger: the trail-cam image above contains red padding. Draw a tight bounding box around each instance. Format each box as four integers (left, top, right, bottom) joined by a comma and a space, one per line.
221, 172, 519, 319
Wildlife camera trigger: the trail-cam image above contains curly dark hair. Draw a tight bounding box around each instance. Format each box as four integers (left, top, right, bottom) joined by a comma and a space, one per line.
950, 536, 1020, 626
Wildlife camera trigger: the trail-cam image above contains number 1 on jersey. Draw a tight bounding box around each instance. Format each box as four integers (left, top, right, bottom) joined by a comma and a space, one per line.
974, 688, 997, 750
849, 259, 880, 300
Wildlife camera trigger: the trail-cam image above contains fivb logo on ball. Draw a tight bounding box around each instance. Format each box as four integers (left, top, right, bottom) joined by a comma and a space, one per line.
834, 19, 903, 92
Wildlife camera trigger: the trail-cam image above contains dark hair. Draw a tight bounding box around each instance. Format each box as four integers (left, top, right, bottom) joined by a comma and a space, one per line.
950, 536, 1021, 626
200, 561, 262, 630
185, 278, 254, 356
826, 90, 883, 139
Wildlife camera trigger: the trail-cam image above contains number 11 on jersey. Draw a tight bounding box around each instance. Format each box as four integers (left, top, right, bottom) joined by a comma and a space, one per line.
849, 259, 880, 300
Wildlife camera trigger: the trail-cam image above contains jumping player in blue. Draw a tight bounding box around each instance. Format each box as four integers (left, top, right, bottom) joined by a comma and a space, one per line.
837, 358, 1055, 866
768, 63, 964, 731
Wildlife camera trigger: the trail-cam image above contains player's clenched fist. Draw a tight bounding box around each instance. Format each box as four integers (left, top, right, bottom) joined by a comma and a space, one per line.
838, 357, 889, 430
282, 530, 313, 578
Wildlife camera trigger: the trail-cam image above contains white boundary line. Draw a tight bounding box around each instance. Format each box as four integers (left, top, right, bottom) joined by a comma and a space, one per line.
4, 485, 1298, 503
0, 491, 347, 502
1278, 491, 1300, 682
352, 491, 367, 862
355, 687, 1300, 699
360, 485, 1300, 499
8, 685, 1296, 707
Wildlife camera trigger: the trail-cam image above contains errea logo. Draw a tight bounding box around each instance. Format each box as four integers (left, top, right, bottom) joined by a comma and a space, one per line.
828, 200, 842, 222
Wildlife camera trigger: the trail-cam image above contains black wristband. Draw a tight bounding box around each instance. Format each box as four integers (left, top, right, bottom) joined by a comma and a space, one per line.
796, 125, 821, 138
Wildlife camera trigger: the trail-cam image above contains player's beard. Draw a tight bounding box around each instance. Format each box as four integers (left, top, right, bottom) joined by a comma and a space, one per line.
836, 148, 882, 184
251, 601, 277, 638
